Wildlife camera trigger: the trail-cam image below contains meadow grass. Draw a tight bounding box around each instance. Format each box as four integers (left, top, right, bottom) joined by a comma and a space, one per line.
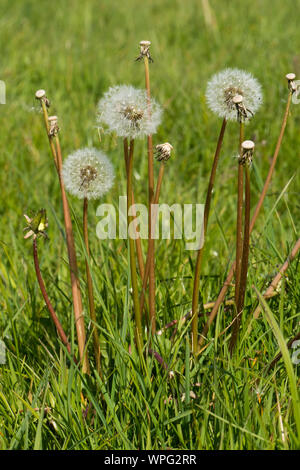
0, 0, 299, 450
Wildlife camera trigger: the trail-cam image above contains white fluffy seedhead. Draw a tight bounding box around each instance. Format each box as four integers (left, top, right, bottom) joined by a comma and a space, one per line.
97, 85, 162, 139
206, 68, 263, 122
62, 147, 114, 200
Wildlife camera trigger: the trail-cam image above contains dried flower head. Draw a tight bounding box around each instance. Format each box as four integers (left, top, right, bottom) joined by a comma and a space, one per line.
97, 85, 162, 139
48, 115, 59, 137
24, 209, 48, 240
135, 40, 153, 62
286, 72, 297, 93
35, 89, 50, 108
239, 140, 255, 166
155, 142, 173, 162
206, 68, 263, 122
62, 147, 114, 200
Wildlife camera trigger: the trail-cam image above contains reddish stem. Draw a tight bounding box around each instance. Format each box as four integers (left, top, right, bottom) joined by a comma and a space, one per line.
33, 237, 73, 358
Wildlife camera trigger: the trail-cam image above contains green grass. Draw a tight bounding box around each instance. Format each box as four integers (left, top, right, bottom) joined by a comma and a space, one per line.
0, 0, 300, 450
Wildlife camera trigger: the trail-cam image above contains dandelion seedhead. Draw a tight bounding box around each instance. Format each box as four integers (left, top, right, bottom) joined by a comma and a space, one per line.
239, 140, 255, 166
62, 147, 114, 200
155, 142, 173, 162
206, 68, 263, 122
97, 85, 162, 139
135, 40, 153, 62
24, 209, 48, 240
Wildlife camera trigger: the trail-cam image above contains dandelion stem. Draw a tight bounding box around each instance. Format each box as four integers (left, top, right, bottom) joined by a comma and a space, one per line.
83, 197, 101, 375
40, 100, 58, 170
38, 99, 89, 372
124, 138, 145, 280
33, 237, 73, 358
54, 135, 89, 374
230, 163, 251, 353
199, 90, 293, 348
191, 118, 227, 354
140, 162, 165, 317
143, 54, 156, 335
127, 139, 143, 358
235, 122, 244, 308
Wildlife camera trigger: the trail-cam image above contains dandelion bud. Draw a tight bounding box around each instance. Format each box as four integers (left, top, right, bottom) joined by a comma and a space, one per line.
23, 209, 48, 240
239, 140, 255, 166
155, 142, 173, 162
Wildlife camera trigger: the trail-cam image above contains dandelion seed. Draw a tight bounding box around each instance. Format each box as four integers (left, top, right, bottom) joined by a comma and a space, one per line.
62, 147, 114, 200
97, 85, 162, 139
206, 68, 263, 122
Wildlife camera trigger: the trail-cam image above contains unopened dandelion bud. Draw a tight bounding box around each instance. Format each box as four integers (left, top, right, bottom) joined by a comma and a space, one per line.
286, 73, 297, 92
155, 142, 173, 162
23, 209, 48, 240
239, 140, 255, 166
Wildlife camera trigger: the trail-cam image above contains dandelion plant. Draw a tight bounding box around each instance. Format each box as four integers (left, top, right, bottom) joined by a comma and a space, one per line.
230, 140, 255, 352
62, 147, 114, 374
200, 73, 295, 347
136, 40, 157, 335
140, 143, 173, 316
24, 209, 73, 357
35, 94, 89, 373
97, 83, 162, 358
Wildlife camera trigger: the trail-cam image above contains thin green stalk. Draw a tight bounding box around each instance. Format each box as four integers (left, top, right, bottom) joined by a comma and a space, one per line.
33, 237, 73, 358
124, 138, 145, 280
143, 54, 156, 335
191, 118, 227, 354
230, 163, 251, 352
127, 139, 143, 358
235, 121, 244, 307
83, 197, 101, 375
140, 162, 165, 317
54, 134, 89, 374
255, 287, 300, 442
